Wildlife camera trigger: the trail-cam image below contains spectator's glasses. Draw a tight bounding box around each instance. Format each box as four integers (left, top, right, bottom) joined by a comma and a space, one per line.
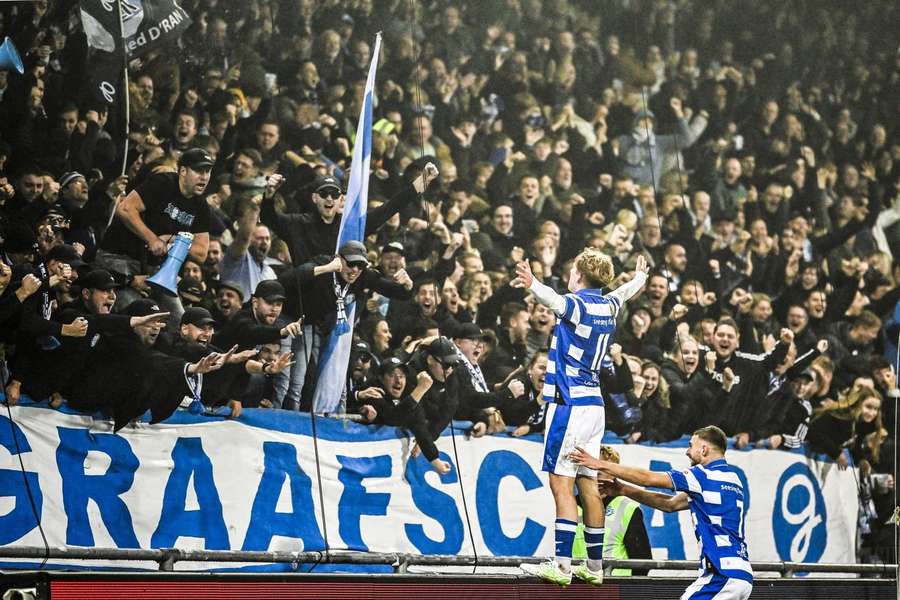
318, 188, 342, 200
354, 354, 372, 363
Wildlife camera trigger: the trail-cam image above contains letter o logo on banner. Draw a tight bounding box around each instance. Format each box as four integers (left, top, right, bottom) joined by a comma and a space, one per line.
100, 81, 116, 104
772, 462, 827, 563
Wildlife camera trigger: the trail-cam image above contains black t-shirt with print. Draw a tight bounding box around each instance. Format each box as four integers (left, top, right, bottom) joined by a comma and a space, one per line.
102, 172, 211, 261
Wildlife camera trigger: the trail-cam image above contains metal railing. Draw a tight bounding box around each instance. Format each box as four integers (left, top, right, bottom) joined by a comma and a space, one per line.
0, 545, 894, 578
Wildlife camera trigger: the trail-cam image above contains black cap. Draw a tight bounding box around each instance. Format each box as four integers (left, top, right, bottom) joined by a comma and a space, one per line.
313, 174, 342, 194
453, 322, 486, 341
40, 203, 69, 220
378, 356, 408, 376
381, 241, 405, 256
178, 148, 215, 171
79, 269, 121, 291
182, 306, 216, 327
44, 244, 85, 267
178, 276, 204, 298
425, 337, 460, 367
253, 279, 286, 302
125, 298, 161, 317
352, 340, 374, 358
339, 240, 369, 267
218, 280, 245, 299
58, 171, 86, 188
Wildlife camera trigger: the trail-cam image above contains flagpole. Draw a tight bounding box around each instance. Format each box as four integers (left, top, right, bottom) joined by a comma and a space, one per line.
116, 0, 130, 177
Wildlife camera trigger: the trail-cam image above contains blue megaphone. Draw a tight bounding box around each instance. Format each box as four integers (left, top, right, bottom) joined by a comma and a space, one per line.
0, 37, 24, 75
148, 232, 194, 296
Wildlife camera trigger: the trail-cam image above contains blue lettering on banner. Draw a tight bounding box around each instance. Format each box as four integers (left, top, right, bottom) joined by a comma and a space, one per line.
55, 427, 140, 548
404, 452, 463, 554
242, 441, 325, 551
151, 438, 229, 550
0, 416, 43, 545
337, 455, 392, 552
475, 450, 545, 555
643, 459, 685, 559
773, 462, 826, 563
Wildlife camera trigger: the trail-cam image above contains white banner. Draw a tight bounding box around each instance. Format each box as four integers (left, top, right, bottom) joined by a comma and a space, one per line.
0, 403, 857, 569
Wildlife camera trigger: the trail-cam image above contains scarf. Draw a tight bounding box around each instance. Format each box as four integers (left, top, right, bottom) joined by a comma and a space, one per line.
333, 274, 353, 334
455, 345, 488, 393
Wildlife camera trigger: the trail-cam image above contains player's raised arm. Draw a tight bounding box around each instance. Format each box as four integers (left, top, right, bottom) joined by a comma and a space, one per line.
609, 254, 650, 305
511, 260, 566, 316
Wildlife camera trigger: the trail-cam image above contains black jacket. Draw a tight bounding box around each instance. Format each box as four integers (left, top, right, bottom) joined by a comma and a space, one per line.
496, 371, 548, 433
660, 358, 722, 437
279, 257, 412, 332
403, 352, 461, 461
482, 329, 528, 386
260, 182, 419, 266
65, 330, 195, 431
167, 337, 248, 408
709, 341, 789, 435
19, 299, 134, 401
212, 305, 286, 351
744, 346, 821, 442
451, 356, 499, 425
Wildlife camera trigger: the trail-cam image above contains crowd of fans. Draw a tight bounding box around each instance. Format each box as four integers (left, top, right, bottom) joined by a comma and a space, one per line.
0, 0, 898, 562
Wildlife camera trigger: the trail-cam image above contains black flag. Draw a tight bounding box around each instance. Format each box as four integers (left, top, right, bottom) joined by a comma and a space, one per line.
80, 0, 125, 105
80, 1, 192, 103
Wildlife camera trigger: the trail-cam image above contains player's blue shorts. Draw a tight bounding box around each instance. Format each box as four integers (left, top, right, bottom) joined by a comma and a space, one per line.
682, 570, 752, 599
541, 403, 605, 477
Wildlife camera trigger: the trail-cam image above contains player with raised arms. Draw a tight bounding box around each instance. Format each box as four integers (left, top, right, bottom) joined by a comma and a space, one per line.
513, 249, 649, 586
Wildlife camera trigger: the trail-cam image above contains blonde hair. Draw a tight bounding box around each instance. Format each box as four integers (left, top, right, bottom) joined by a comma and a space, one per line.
812, 384, 885, 462
575, 247, 615, 288
813, 384, 882, 420
615, 209, 638, 231
600, 445, 620, 464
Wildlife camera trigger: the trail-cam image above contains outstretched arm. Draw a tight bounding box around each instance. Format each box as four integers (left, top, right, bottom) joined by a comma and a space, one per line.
608, 255, 649, 305
571, 447, 675, 490
600, 479, 689, 513
511, 260, 566, 316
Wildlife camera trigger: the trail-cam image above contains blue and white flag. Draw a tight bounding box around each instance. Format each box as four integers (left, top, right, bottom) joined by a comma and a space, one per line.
313, 33, 382, 414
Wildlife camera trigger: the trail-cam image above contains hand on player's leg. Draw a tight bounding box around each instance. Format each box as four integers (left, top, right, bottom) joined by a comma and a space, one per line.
570, 446, 603, 469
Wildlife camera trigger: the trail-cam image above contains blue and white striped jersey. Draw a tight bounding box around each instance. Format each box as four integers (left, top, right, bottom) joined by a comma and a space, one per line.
668, 459, 753, 583
543, 288, 621, 407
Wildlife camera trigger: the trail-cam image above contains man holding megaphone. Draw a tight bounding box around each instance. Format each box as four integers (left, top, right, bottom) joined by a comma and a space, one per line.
96, 148, 214, 334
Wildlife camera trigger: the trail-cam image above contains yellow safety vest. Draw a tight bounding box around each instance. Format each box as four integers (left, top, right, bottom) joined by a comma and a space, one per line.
572, 496, 640, 576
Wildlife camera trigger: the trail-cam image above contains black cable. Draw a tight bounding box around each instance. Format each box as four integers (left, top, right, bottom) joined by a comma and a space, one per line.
630, 9, 704, 418
406, 0, 427, 155
450, 421, 480, 574
1, 242, 55, 570
306, 393, 330, 573
406, 0, 431, 223
893, 330, 899, 581
5, 400, 50, 569
294, 311, 329, 573
406, 1, 479, 573
636, 84, 688, 357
